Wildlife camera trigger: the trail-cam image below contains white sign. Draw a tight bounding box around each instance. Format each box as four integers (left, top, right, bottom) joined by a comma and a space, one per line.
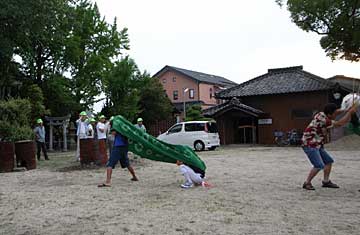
258, 118, 272, 125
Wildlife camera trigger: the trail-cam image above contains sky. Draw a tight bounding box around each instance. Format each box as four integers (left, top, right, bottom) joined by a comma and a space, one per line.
93, 0, 359, 111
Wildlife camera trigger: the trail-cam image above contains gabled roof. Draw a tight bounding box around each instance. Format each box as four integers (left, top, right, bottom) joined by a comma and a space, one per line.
328, 75, 360, 91
217, 66, 339, 99
202, 98, 263, 117
153, 65, 237, 88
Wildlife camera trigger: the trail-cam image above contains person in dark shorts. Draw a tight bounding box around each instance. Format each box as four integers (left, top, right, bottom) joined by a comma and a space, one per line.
98, 131, 138, 187
301, 103, 358, 190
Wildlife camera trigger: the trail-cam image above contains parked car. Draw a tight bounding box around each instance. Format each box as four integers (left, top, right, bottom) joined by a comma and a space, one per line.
157, 121, 220, 151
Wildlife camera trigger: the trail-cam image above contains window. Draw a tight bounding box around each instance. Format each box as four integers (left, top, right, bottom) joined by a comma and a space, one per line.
291, 109, 313, 119
172, 77, 176, 82
210, 88, 213, 99
189, 89, 194, 99
173, 90, 178, 100
168, 124, 182, 134
162, 78, 166, 83
185, 123, 205, 132
206, 122, 218, 133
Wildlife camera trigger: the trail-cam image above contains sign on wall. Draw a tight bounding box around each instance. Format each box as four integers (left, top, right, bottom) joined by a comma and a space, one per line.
258, 118, 272, 125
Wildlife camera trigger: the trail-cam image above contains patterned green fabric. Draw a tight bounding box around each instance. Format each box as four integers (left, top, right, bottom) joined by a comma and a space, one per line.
111, 115, 206, 171
346, 123, 360, 136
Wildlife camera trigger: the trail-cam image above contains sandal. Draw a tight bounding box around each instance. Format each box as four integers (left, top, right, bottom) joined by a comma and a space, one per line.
322, 180, 339, 188
302, 182, 315, 190
98, 183, 111, 187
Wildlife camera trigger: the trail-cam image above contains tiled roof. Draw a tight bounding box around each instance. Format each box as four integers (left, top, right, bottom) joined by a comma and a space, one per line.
202, 98, 263, 117
153, 65, 237, 88
328, 75, 360, 91
217, 66, 336, 99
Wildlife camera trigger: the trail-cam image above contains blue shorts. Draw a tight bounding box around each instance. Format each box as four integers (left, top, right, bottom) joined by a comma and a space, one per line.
106, 146, 129, 169
302, 146, 334, 169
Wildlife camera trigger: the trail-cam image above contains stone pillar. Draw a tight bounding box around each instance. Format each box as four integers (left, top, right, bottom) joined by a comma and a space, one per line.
63, 123, 67, 151
49, 125, 53, 151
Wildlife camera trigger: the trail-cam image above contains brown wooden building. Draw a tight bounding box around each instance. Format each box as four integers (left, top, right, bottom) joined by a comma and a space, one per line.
203, 66, 351, 145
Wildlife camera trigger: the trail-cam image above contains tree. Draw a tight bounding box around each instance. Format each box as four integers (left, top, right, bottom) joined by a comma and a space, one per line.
42, 75, 81, 117
21, 84, 49, 122
185, 105, 211, 121
11, 0, 71, 83
103, 57, 141, 121
64, 0, 130, 108
137, 74, 173, 124
276, 0, 360, 61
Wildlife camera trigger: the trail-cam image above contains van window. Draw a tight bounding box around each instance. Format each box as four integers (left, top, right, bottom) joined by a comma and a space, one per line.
206, 122, 218, 133
185, 123, 205, 132
168, 124, 182, 134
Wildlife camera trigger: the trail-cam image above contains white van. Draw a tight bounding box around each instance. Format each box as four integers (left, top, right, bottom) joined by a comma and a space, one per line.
157, 121, 220, 151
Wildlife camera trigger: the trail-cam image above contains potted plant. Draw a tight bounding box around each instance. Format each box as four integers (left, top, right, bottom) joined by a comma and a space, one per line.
0, 98, 36, 171
0, 121, 15, 172
13, 125, 36, 170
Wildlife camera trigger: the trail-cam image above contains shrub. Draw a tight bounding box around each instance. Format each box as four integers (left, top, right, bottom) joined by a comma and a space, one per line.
0, 98, 34, 142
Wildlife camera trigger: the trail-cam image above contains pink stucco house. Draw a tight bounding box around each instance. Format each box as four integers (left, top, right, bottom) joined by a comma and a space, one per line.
153, 65, 237, 119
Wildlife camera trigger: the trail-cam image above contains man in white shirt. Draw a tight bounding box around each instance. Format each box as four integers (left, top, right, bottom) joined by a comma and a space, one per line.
88, 118, 97, 139
96, 115, 108, 165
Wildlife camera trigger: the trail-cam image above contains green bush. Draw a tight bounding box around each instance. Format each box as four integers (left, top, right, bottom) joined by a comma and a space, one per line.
0, 98, 34, 141
11, 125, 34, 142
0, 98, 32, 125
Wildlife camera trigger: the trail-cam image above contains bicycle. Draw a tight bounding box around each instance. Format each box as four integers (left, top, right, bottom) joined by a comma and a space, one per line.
274, 129, 302, 147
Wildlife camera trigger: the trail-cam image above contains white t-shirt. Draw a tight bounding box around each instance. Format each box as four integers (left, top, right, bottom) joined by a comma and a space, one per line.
88, 124, 94, 138
96, 122, 107, 139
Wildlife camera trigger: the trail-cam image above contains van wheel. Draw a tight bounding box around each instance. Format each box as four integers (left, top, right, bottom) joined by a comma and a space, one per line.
208, 146, 216, 151
194, 141, 205, 151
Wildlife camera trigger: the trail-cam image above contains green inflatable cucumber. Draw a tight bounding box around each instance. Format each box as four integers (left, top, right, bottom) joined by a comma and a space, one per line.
111, 115, 206, 171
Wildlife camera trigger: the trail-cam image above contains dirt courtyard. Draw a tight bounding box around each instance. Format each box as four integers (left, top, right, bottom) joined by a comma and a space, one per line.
1, 145, 360, 235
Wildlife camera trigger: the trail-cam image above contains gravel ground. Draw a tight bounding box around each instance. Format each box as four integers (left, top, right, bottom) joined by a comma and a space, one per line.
1, 145, 360, 235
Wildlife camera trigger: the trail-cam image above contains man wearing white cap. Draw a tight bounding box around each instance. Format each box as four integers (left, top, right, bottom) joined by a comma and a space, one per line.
134, 117, 146, 132
76, 111, 88, 161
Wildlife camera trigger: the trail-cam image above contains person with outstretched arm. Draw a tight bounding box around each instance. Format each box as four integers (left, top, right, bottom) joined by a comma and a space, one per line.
301, 103, 358, 190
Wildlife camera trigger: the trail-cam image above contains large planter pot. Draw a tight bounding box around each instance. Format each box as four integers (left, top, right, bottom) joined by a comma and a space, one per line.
0, 142, 15, 173
97, 139, 108, 166
80, 139, 96, 165
15, 140, 36, 170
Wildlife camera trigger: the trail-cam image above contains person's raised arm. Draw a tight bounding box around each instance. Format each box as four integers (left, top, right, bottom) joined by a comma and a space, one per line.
333, 104, 358, 128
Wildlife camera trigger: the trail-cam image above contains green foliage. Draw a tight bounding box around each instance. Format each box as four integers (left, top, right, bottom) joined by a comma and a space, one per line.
65, 0, 130, 108
0, 99, 32, 126
138, 74, 173, 124
103, 57, 141, 121
22, 84, 49, 122
277, 0, 360, 61
0, 0, 130, 115
42, 75, 81, 116
103, 57, 174, 123
185, 105, 212, 122
0, 98, 34, 141
10, 125, 35, 142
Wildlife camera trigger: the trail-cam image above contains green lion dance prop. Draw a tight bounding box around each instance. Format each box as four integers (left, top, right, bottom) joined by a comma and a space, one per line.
111, 115, 206, 171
